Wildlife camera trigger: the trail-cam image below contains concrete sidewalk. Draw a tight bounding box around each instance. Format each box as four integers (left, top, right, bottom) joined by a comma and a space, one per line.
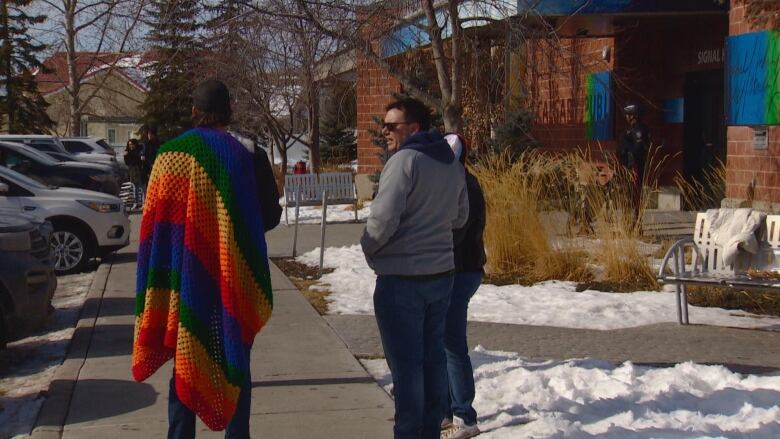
32, 217, 393, 438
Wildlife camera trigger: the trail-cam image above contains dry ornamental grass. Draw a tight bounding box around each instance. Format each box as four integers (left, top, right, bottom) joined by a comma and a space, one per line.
471, 147, 664, 290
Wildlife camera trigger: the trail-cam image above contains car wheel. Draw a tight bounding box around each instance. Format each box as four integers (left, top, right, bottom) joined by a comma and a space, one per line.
50, 225, 93, 274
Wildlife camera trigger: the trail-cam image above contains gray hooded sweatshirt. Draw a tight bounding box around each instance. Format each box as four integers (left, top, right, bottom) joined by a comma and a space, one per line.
361, 131, 469, 276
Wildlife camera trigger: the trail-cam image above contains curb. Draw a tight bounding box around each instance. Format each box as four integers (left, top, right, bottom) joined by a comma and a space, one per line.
30, 263, 112, 439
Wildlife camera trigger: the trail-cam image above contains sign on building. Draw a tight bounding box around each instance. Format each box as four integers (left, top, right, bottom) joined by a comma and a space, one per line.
726, 30, 780, 126
584, 71, 613, 140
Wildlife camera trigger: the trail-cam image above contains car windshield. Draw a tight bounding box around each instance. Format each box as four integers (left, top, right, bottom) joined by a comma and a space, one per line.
96, 139, 113, 152
1, 143, 59, 165
0, 165, 50, 190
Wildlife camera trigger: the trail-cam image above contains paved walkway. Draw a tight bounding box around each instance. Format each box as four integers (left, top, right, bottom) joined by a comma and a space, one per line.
30, 218, 780, 437
32, 218, 393, 438
326, 316, 780, 374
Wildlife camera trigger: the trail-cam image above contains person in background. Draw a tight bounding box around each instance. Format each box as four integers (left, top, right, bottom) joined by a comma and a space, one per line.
293, 160, 307, 175
361, 98, 469, 439
252, 145, 283, 232
142, 126, 161, 181
617, 103, 650, 222
441, 134, 486, 439
124, 138, 144, 210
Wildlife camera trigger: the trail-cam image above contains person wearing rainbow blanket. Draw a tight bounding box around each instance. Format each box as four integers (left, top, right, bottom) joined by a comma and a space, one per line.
132, 79, 273, 438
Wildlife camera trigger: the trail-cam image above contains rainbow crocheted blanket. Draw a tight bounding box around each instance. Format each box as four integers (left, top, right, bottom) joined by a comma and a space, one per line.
132, 128, 273, 430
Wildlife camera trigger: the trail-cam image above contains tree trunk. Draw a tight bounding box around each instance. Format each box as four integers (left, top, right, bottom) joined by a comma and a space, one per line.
308, 81, 321, 174
0, 1, 13, 132
65, 0, 81, 136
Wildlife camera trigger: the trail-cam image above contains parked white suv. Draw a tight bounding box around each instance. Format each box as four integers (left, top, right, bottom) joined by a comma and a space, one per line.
0, 134, 120, 171
61, 136, 126, 180
0, 166, 130, 273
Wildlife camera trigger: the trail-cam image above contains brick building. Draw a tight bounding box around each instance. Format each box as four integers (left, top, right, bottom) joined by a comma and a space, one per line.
354, 0, 780, 210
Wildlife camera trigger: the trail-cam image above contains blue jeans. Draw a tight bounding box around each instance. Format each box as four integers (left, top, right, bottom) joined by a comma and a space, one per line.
374, 274, 454, 439
444, 272, 482, 426
168, 350, 252, 439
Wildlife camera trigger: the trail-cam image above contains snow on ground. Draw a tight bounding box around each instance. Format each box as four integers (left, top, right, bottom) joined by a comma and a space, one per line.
281, 198, 371, 224
362, 346, 780, 438
297, 244, 780, 330
0, 272, 95, 438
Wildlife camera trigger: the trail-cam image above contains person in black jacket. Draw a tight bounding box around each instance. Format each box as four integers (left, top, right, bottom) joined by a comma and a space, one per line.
617, 103, 649, 222
142, 126, 161, 181
441, 133, 486, 439
252, 145, 282, 232
124, 138, 144, 209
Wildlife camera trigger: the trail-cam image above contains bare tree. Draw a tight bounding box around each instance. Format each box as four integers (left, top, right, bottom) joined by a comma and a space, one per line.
290, 0, 520, 133
208, 0, 342, 173
37, 0, 147, 135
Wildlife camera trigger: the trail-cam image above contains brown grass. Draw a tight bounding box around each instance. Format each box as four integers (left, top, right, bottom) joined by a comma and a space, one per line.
471, 149, 661, 289
271, 257, 334, 315
674, 161, 726, 211
345, 199, 365, 211
686, 286, 780, 317
471, 151, 593, 285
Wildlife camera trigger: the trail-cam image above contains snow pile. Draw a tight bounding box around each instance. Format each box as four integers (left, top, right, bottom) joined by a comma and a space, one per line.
283, 200, 371, 224
362, 347, 780, 438
0, 272, 94, 438
297, 244, 780, 330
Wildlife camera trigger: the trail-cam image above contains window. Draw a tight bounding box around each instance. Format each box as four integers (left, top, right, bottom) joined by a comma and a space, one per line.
96, 139, 113, 152
107, 128, 117, 145
4, 150, 35, 173
63, 140, 92, 153
27, 142, 58, 153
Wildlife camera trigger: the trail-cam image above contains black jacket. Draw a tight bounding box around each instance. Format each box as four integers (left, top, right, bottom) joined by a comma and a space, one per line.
124, 147, 142, 167
617, 122, 649, 171
253, 147, 282, 232
453, 170, 486, 273
142, 139, 161, 175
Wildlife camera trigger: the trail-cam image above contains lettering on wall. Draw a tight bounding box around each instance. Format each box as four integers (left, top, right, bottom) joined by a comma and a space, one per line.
535, 98, 578, 125
584, 71, 613, 141
697, 48, 725, 66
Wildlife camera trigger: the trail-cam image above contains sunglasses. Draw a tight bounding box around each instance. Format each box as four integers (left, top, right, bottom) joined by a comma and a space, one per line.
382, 122, 412, 131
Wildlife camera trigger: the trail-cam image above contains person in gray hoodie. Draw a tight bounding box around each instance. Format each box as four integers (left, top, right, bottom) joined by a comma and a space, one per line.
361, 98, 469, 439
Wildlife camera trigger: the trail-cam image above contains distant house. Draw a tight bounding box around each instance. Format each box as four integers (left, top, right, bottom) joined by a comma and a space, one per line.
35, 52, 152, 146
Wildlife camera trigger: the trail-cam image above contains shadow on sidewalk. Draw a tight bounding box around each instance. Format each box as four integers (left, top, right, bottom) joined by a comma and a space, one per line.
38, 378, 158, 426
252, 376, 376, 388
74, 324, 134, 358
105, 252, 138, 264
86, 297, 136, 318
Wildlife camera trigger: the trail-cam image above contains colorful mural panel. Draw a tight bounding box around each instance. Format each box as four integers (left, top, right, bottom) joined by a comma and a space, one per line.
584, 71, 613, 140
726, 30, 780, 126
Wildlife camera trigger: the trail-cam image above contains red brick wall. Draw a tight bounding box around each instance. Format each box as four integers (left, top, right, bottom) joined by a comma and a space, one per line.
725, 3, 780, 206
525, 37, 615, 153
525, 16, 727, 186
356, 53, 401, 174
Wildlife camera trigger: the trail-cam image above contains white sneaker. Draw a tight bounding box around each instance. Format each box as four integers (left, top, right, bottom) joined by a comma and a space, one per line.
441, 419, 480, 439
441, 417, 453, 430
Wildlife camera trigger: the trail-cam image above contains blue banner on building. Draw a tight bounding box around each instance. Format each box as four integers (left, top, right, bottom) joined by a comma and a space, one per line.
517, 0, 727, 16
726, 31, 780, 126
663, 98, 685, 124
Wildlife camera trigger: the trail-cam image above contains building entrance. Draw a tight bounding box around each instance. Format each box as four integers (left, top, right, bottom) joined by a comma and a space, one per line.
683, 69, 726, 198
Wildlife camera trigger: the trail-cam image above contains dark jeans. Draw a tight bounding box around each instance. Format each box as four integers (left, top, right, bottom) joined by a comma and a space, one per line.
444, 272, 482, 426
168, 351, 252, 439
374, 274, 454, 439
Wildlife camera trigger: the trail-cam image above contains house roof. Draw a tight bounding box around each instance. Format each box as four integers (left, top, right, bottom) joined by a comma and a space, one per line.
35, 52, 155, 96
